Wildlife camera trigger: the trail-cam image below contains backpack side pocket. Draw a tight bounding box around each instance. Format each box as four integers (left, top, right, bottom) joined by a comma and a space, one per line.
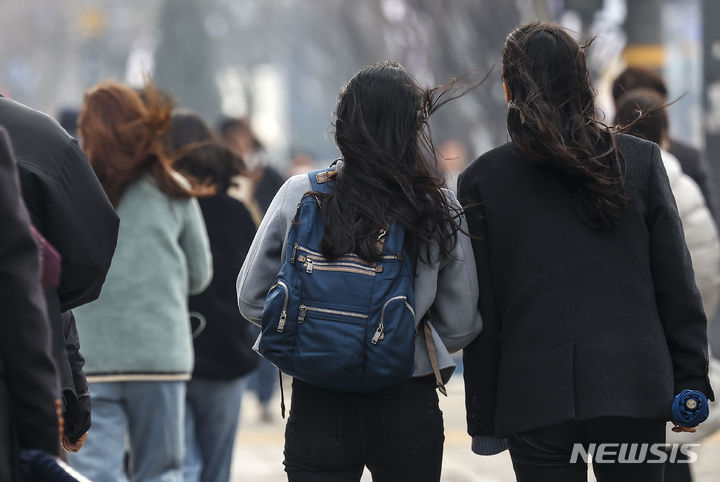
259, 279, 297, 370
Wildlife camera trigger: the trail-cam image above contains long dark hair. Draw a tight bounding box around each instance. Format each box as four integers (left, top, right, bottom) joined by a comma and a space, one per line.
502, 22, 628, 228
320, 61, 464, 263
165, 110, 243, 193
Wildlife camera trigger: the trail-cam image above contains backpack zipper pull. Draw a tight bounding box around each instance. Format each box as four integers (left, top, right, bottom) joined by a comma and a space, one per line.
371, 323, 384, 344
290, 243, 298, 264
305, 259, 314, 273
298, 305, 307, 323
277, 311, 287, 333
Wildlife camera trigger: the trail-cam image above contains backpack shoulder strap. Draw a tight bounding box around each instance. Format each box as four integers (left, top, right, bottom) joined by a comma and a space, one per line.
308, 166, 338, 195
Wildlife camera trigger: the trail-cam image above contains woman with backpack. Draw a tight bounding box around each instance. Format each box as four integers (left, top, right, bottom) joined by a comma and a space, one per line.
237, 61, 483, 481
459, 22, 714, 482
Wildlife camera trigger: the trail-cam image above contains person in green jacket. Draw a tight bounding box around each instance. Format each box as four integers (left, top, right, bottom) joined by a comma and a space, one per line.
69, 81, 212, 482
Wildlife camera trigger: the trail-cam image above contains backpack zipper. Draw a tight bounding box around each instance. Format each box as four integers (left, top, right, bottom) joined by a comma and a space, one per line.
298, 304, 368, 323
297, 244, 400, 264
299, 258, 377, 276
290, 243, 298, 264
372, 296, 415, 344
270, 280, 290, 333
295, 245, 398, 276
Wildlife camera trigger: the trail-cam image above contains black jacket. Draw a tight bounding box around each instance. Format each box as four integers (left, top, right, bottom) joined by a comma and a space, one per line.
0, 128, 59, 481
61, 312, 91, 442
0, 97, 119, 441
459, 134, 714, 437
190, 194, 260, 379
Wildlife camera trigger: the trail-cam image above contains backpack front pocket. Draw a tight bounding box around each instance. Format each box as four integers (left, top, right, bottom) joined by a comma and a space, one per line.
295, 302, 369, 380
294, 244, 379, 308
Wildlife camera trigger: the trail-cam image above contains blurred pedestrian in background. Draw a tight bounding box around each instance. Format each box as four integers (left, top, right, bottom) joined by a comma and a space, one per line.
220, 116, 285, 422
612, 66, 719, 219
437, 139, 468, 193
287, 152, 317, 178
0, 127, 61, 481
0, 94, 119, 454
68, 82, 212, 482
237, 61, 483, 481
615, 88, 720, 318
460, 22, 714, 482
57, 108, 79, 139
165, 110, 260, 482
219, 117, 285, 224
614, 87, 720, 482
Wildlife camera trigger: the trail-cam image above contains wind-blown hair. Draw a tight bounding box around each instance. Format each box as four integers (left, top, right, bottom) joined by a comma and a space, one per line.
321, 61, 463, 263
78, 81, 203, 206
502, 22, 628, 228
613, 89, 668, 146
165, 110, 243, 193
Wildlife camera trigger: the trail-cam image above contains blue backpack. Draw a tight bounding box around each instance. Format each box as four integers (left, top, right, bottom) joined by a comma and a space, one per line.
258, 167, 418, 393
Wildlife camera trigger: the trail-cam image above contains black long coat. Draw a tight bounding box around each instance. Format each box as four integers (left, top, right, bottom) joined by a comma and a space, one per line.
0, 97, 119, 441
0, 128, 60, 481
459, 134, 714, 438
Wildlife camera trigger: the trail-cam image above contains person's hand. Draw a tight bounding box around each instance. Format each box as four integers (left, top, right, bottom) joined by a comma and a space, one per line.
61, 432, 88, 452
671, 422, 697, 433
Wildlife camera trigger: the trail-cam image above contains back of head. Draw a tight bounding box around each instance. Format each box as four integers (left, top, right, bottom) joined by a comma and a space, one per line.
167, 110, 241, 193
58, 108, 79, 137
217, 117, 263, 158
502, 22, 627, 228
614, 89, 668, 145
324, 61, 457, 262
611, 66, 668, 105
79, 81, 195, 205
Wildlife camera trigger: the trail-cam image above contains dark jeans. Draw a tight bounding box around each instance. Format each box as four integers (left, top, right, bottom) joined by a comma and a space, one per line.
508, 417, 666, 482
283, 376, 444, 482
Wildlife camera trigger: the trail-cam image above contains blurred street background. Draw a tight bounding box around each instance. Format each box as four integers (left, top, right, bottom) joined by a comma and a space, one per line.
2, 1, 716, 198
4, 0, 720, 480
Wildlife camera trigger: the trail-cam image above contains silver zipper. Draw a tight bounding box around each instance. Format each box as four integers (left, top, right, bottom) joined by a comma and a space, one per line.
372, 296, 413, 344
271, 280, 290, 333
298, 305, 307, 323
305, 259, 314, 273
290, 243, 298, 264
297, 244, 399, 264
301, 305, 368, 320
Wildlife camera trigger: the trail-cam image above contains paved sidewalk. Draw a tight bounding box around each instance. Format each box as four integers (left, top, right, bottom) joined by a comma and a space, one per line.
232, 376, 720, 481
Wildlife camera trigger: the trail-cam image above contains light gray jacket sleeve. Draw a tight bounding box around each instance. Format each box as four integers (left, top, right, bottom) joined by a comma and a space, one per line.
237, 176, 309, 323
179, 197, 213, 295
415, 190, 483, 353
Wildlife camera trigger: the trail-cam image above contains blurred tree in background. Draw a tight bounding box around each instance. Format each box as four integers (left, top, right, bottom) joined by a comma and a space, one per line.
155, 0, 221, 123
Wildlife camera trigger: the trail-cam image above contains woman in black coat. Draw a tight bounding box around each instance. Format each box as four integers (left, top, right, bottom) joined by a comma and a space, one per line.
459, 23, 714, 482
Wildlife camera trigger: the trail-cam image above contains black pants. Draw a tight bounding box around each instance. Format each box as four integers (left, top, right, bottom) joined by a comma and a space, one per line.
508, 417, 666, 482
283, 376, 444, 482
665, 452, 693, 482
